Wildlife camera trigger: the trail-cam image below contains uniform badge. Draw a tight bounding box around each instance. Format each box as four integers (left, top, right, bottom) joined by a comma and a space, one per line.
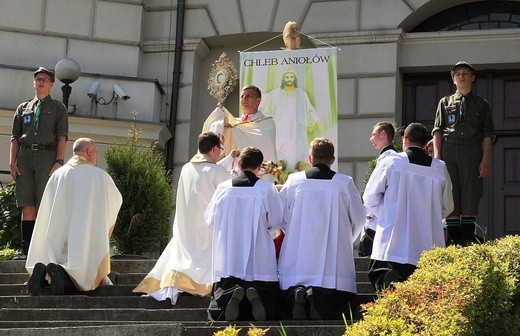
445, 105, 458, 126
22, 108, 33, 125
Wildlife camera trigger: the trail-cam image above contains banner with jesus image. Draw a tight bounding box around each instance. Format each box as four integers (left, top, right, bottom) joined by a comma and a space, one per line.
240, 48, 338, 172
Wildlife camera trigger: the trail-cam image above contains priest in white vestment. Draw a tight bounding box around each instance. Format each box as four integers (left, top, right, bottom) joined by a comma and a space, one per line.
278, 138, 366, 320
202, 85, 277, 180
26, 138, 122, 295
133, 132, 230, 304
260, 71, 324, 169
363, 123, 454, 290
205, 147, 284, 322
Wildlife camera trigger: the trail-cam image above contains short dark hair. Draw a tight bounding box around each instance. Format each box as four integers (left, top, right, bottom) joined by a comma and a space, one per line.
310, 138, 335, 165
198, 132, 221, 154
239, 147, 263, 171
375, 122, 395, 143
404, 123, 429, 146
241, 85, 261, 99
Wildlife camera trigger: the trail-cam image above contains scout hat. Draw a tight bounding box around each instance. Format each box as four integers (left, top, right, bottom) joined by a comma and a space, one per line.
34, 67, 55, 82
451, 61, 475, 76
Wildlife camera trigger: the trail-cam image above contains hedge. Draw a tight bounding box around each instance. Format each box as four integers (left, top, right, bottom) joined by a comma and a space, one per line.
346, 236, 520, 336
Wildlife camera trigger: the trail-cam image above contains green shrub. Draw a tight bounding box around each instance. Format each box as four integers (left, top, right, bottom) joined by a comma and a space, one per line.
0, 181, 22, 250
489, 236, 520, 335
347, 238, 520, 336
0, 248, 17, 261
105, 117, 174, 255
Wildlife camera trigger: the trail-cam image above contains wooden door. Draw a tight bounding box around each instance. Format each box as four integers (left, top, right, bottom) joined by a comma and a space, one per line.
403, 70, 520, 240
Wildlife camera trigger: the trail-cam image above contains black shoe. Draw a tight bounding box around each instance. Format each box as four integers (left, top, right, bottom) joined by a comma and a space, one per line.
292, 287, 307, 320
246, 287, 266, 321
306, 287, 322, 320
379, 269, 399, 290
225, 287, 244, 321
27, 263, 47, 296
46, 263, 65, 295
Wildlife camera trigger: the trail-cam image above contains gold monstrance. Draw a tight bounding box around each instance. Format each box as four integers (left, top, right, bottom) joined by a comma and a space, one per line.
207, 52, 238, 106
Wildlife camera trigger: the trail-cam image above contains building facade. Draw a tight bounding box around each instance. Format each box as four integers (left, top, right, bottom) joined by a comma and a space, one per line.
1, 0, 519, 238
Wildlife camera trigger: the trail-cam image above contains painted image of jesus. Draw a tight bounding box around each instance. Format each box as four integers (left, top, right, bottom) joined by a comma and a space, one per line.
260, 71, 325, 170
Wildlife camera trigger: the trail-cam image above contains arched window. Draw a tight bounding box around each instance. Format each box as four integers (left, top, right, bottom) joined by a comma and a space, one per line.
412, 1, 520, 32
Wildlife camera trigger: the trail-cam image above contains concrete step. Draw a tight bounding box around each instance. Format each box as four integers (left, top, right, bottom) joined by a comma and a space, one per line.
0, 294, 207, 309
184, 323, 349, 336
0, 260, 159, 274
0, 323, 185, 336
0, 281, 375, 298
0, 273, 28, 284
0, 319, 348, 330
0, 271, 370, 286
0, 292, 376, 310
0, 321, 349, 336
0, 307, 207, 321
0, 258, 373, 274
113, 271, 370, 285
0, 284, 143, 296
0, 258, 375, 336
118, 271, 371, 285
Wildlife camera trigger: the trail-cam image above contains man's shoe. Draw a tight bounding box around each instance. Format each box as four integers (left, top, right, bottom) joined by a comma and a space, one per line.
246, 287, 266, 321
307, 287, 322, 320
27, 263, 47, 296
46, 263, 65, 295
379, 269, 400, 290
292, 287, 308, 320
225, 287, 244, 321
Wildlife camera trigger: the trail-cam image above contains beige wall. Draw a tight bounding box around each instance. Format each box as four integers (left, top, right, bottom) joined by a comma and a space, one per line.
1, 0, 520, 191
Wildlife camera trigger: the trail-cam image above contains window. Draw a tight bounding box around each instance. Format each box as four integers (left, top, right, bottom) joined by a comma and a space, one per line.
412, 1, 520, 32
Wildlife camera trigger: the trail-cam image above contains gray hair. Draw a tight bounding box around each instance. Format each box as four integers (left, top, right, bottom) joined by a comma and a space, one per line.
73, 138, 95, 154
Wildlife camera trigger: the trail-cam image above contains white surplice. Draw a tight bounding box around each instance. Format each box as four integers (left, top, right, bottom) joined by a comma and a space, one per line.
366, 148, 397, 230
205, 179, 284, 283
26, 155, 122, 291
133, 154, 230, 303
363, 152, 454, 266
278, 172, 366, 293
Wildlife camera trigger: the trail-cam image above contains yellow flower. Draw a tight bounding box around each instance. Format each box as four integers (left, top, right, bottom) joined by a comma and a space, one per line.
246, 325, 270, 336
213, 326, 241, 336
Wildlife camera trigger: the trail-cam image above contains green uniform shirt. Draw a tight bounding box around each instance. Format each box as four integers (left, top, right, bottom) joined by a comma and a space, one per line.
432, 91, 494, 142
11, 95, 68, 145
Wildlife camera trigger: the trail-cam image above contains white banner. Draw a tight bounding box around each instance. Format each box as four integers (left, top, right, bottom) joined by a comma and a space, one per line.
240, 48, 338, 170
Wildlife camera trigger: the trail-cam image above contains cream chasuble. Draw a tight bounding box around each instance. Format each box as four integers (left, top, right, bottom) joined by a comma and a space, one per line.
26, 155, 122, 291
133, 154, 230, 303
202, 106, 277, 164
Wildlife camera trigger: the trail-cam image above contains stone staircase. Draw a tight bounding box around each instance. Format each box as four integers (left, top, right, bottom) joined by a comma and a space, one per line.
0, 258, 375, 335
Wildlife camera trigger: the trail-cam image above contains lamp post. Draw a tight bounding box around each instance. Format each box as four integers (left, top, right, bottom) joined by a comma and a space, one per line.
55, 58, 80, 108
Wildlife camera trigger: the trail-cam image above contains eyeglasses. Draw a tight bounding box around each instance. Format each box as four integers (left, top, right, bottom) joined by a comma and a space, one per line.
34, 77, 50, 83
217, 145, 224, 150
